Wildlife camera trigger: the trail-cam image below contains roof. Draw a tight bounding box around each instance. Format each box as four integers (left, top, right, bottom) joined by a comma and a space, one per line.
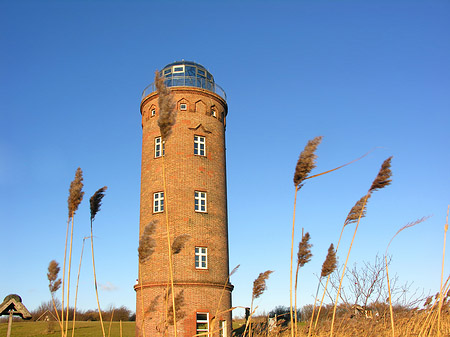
0, 295, 32, 319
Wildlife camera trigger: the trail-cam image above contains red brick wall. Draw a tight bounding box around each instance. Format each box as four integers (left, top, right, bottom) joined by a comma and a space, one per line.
136, 87, 232, 336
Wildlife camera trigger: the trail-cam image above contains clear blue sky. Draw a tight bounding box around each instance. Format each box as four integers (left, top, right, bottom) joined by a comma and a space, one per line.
1, 0, 449, 317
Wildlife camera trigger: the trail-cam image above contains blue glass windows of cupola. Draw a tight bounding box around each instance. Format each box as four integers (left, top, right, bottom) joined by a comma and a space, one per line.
142, 61, 226, 100
160, 61, 215, 92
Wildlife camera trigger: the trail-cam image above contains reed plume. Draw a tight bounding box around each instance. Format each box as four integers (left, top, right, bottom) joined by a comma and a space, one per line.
68, 168, 84, 218
90, 186, 107, 221
138, 221, 157, 263
171, 234, 191, 255
253, 270, 273, 300
47, 260, 64, 334
63, 168, 84, 337
48, 260, 62, 293
344, 194, 371, 227
369, 156, 393, 193
290, 136, 322, 337
89, 186, 108, 337
321, 244, 337, 278
244, 270, 273, 337
330, 157, 393, 337
167, 290, 186, 324
295, 233, 312, 336
293, 136, 323, 189
155, 71, 177, 141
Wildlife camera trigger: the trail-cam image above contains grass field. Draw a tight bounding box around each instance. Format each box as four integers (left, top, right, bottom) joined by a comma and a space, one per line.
0, 321, 135, 337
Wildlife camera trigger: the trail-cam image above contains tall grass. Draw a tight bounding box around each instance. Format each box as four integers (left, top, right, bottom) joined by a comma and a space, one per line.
385, 217, 430, 337
330, 157, 393, 337
308, 243, 337, 337
291, 136, 322, 337
47, 260, 64, 334
437, 205, 449, 337
89, 186, 107, 337
295, 232, 312, 337
244, 270, 273, 337
72, 236, 90, 337
62, 168, 84, 337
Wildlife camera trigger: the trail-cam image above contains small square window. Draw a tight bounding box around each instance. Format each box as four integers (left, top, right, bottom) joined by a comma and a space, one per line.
151, 109, 156, 117
155, 137, 165, 158
195, 191, 207, 213
195, 247, 207, 269
194, 135, 206, 156
180, 103, 187, 111
153, 192, 164, 213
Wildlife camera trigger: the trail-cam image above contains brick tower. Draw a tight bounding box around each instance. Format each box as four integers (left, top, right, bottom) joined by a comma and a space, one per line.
136, 61, 232, 337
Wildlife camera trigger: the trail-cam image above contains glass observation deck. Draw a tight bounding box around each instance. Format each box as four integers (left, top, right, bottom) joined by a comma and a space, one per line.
142, 61, 226, 101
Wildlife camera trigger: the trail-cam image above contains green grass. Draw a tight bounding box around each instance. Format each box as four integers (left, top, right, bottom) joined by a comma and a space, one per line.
0, 321, 135, 337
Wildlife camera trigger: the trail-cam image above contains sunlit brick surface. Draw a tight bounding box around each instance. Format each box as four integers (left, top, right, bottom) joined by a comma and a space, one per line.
135, 87, 232, 336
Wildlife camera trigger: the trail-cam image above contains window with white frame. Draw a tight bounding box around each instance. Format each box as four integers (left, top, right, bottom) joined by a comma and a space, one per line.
196, 312, 209, 335
154, 137, 165, 158
194, 135, 206, 156
211, 109, 217, 118
180, 103, 187, 111
153, 192, 164, 213
173, 65, 185, 73
194, 191, 207, 212
219, 320, 227, 337
195, 247, 207, 269
151, 109, 156, 117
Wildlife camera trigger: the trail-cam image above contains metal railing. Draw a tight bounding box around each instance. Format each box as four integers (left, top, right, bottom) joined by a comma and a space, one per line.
141, 76, 227, 101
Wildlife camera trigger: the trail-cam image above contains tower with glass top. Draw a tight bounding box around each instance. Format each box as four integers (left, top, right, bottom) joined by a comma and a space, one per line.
136, 61, 232, 336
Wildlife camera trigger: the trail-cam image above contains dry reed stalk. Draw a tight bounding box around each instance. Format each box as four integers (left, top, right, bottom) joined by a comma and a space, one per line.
314, 195, 370, 329
437, 205, 449, 337
305, 148, 376, 181
308, 244, 337, 337
47, 260, 64, 335
71, 236, 90, 337
244, 271, 273, 337
61, 218, 69, 337
62, 167, 84, 337
210, 265, 240, 336
90, 186, 107, 337
155, 70, 178, 337
295, 232, 312, 337
385, 216, 430, 337
330, 156, 393, 337
291, 136, 322, 337
107, 308, 114, 337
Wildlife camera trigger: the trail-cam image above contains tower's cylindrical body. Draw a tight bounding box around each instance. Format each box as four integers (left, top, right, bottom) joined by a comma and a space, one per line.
136, 61, 232, 337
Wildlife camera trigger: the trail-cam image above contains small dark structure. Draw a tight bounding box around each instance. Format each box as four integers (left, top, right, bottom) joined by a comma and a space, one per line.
0, 294, 32, 337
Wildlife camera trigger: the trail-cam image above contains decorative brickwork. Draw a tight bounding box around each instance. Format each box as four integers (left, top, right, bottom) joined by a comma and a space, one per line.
136, 82, 232, 336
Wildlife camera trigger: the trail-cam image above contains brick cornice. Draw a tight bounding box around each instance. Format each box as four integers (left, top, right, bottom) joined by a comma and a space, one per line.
140, 87, 228, 116
134, 281, 234, 292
